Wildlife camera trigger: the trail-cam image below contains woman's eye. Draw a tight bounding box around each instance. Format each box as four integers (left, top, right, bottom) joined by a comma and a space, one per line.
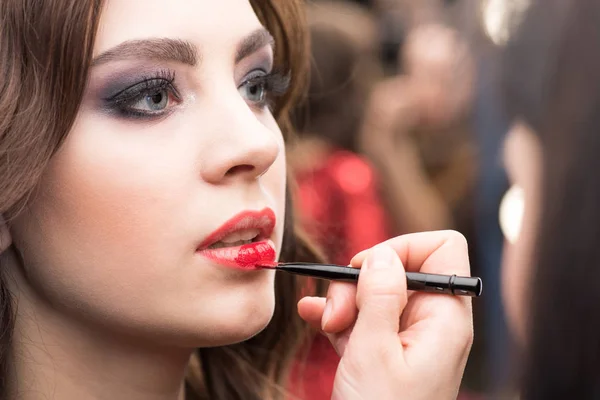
104, 72, 181, 119
129, 89, 171, 112
239, 80, 267, 104
237, 70, 289, 110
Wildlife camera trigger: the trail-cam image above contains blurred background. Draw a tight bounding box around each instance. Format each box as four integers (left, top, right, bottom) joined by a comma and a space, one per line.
289, 0, 530, 398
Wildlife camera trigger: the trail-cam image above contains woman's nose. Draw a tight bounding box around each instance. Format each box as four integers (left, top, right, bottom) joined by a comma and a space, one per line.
198, 102, 281, 184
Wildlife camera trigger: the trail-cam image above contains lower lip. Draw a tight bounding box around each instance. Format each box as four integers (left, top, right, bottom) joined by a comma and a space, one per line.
197, 240, 277, 270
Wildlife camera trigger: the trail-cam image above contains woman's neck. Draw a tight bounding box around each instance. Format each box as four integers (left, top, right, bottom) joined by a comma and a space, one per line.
4, 249, 191, 400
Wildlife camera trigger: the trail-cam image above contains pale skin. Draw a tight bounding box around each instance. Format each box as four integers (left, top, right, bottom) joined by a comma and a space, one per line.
0, 0, 473, 399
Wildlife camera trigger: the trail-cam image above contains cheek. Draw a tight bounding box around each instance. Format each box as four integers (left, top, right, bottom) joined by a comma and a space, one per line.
9, 115, 203, 319
261, 122, 287, 254
23, 130, 189, 263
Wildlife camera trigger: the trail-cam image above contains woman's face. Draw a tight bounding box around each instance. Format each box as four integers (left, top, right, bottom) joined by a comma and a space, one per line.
7, 0, 287, 347
500, 121, 543, 342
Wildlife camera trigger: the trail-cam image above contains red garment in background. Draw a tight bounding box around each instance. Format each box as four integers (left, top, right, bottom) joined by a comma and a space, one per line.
295, 149, 391, 266
288, 149, 391, 400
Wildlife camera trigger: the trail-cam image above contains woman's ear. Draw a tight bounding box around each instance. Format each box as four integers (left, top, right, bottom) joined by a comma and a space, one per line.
0, 215, 12, 254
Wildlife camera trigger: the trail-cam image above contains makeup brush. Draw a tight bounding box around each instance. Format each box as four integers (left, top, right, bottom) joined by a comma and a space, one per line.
259, 262, 482, 297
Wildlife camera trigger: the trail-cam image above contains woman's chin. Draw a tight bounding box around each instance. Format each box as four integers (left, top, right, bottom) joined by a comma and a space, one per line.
172, 287, 277, 348
204, 301, 276, 347
104, 275, 278, 349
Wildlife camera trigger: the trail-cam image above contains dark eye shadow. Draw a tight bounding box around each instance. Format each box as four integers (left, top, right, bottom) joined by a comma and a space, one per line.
98, 74, 154, 101
91, 65, 165, 98
87, 66, 179, 120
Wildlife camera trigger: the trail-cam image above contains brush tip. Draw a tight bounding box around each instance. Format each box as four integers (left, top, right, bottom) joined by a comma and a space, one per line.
256, 262, 278, 269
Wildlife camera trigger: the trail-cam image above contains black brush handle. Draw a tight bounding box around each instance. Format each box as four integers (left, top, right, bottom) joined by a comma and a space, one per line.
275, 263, 482, 297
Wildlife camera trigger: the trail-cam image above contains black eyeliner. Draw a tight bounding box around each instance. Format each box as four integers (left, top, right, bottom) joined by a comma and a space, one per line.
99, 69, 176, 101
100, 69, 179, 119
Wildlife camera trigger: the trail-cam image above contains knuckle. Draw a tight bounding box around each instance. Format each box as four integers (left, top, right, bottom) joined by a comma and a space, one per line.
446, 230, 469, 251
455, 328, 474, 364
456, 322, 474, 353
446, 310, 474, 357
465, 329, 474, 354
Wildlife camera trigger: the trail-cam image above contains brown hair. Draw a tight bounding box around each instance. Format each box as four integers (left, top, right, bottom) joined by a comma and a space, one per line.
503, 0, 600, 398
0, 0, 320, 399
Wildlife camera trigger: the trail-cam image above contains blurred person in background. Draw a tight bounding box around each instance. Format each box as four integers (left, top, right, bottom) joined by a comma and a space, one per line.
497, 0, 600, 397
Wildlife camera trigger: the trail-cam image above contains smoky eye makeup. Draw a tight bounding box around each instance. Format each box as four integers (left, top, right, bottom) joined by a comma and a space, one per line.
90, 50, 290, 121
97, 68, 182, 120
234, 47, 290, 111
237, 68, 290, 111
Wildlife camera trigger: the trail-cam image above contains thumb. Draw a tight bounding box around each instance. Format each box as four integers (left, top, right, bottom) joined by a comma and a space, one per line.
354, 244, 408, 336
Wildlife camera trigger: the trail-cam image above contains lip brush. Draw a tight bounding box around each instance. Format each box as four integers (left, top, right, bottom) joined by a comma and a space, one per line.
260, 262, 482, 297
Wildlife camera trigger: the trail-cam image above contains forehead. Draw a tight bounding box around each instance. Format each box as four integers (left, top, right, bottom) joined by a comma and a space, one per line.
95, 0, 262, 56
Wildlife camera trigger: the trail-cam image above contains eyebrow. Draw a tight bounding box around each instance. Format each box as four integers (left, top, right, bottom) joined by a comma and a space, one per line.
235, 28, 275, 63
91, 38, 198, 67
91, 28, 274, 68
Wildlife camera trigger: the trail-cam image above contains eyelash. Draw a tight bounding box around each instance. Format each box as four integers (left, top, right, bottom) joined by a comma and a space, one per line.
104, 69, 180, 119
240, 69, 290, 110
103, 69, 290, 120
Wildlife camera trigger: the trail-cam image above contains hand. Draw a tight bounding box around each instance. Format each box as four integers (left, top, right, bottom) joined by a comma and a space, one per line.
298, 231, 473, 400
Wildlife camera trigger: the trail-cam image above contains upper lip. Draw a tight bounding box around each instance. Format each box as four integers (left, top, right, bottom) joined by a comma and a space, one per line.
197, 208, 276, 250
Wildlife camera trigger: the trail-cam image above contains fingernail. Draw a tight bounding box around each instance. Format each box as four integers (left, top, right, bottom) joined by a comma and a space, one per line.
321, 298, 333, 330
366, 245, 395, 269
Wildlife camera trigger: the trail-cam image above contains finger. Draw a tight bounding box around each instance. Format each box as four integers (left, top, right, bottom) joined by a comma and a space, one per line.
297, 296, 326, 331
350, 230, 470, 276
298, 296, 353, 356
353, 244, 408, 337
321, 280, 357, 334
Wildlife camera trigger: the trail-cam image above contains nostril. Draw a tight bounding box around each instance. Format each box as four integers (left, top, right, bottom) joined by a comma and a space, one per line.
225, 164, 255, 176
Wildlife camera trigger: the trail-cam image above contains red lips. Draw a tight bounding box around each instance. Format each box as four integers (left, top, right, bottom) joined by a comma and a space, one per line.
196, 208, 277, 270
